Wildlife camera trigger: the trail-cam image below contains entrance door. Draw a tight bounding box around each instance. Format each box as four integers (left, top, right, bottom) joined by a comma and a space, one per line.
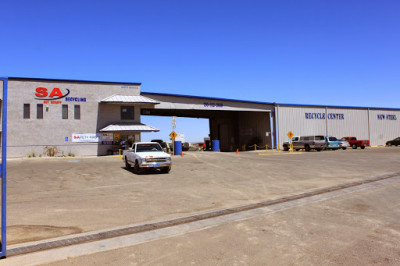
120, 134, 136, 148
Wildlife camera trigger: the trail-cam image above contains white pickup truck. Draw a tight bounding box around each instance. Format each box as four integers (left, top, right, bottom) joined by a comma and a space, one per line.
123, 142, 172, 174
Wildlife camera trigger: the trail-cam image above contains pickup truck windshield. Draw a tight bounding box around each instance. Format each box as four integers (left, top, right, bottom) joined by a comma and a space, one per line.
136, 144, 163, 152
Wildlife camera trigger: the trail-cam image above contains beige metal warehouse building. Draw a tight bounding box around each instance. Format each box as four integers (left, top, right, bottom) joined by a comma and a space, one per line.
0, 77, 399, 157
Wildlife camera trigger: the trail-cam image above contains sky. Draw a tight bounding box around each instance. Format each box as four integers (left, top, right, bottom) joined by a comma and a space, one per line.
1, 1, 399, 142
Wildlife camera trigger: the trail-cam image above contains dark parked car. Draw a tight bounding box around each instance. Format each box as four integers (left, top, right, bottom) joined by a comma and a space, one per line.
151, 139, 169, 152
386, 137, 400, 146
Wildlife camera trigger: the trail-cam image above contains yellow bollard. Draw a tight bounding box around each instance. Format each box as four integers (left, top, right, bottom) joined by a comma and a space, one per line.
289, 144, 293, 153
119, 149, 122, 160
278, 144, 280, 151
266, 145, 268, 152
254, 144, 257, 151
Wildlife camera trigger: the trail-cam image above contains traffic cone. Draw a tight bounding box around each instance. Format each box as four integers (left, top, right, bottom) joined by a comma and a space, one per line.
219, 149, 220, 152
181, 152, 183, 156
236, 149, 239, 154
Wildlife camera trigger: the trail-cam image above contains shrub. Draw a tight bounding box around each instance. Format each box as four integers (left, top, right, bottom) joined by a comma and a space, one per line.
44, 146, 59, 157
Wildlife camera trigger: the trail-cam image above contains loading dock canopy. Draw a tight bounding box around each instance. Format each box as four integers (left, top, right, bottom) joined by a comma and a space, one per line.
140, 93, 273, 113
99, 122, 159, 132
100, 95, 160, 104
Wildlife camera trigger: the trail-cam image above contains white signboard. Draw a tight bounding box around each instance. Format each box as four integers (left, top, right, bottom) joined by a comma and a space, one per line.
72, 133, 101, 143
175, 133, 185, 142
172, 116, 176, 130
101, 133, 113, 141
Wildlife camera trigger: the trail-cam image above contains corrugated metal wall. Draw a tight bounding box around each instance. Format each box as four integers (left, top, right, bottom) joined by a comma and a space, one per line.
369, 110, 400, 146
277, 106, 326, 145
276, 106, 400, 147
326, 108, 369, 140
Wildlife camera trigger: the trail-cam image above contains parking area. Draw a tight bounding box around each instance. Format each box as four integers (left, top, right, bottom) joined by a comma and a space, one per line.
7, 147, 400, 245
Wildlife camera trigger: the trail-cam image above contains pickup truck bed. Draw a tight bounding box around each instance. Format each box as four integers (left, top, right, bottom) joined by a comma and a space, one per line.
341, 137, 369, 149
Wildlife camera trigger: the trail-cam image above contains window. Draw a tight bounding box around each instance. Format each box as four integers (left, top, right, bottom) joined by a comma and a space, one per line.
23, 104, 30, 119
121, 106, 134, 120
62, 105, 68, 119
37, 104, 43, 119
74, 105, 80, 120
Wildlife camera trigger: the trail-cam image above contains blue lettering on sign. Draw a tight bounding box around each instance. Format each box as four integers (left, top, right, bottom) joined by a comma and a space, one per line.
378, 114, 397, 120
65, 137, 68, 142
65, 97, 86, 102
305, 113, 344, 119
305, 113, 325, 119
327, 113, 345, 120
204, 102, 223, 107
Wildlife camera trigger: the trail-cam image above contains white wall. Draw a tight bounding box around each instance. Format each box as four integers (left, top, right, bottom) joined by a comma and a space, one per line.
326, 108, 369, 140
277, 106, 326, 146
369, 110, 400, 146
277, 105, 400, 147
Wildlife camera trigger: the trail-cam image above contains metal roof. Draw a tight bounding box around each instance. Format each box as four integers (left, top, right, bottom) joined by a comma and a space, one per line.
2, 77, 398, 111
275, 102, 400, 111
100, 95, 160, 104
141, 91, 274, 105
99, 123, 159, 132
142, 91, 400, 111
2, 77, 141, 86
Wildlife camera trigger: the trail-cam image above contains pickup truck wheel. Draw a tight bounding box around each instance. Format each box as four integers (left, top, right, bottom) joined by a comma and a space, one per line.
295, 149, 300, 151
134, 161, 142, 174
361, 146, 365, 149
352, 144, 357, 149
283, 145, 289, 151
342, 147, 347, 150
125, 158, 131, 170
305, 145, 311, 152
316, 148, 322, 152
161, 167, 170, 174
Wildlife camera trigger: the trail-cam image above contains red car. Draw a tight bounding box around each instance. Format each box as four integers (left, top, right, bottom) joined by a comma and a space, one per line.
341, 137, 370, 149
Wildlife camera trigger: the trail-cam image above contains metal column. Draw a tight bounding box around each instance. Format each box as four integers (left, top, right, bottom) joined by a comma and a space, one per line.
0, 78, 7, 258
269, 112, 274, 149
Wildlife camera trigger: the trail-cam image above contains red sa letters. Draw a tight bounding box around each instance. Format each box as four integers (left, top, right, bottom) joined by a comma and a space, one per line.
35, 87, 64, 98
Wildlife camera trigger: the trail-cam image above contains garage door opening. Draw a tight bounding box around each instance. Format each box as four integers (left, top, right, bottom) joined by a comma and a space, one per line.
141, 116, 210, 149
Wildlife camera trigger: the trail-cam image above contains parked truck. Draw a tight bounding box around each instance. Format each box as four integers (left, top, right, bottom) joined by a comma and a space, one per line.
341, 137, 370, 149
283, 135, 326, 152
123, 142, 172, 174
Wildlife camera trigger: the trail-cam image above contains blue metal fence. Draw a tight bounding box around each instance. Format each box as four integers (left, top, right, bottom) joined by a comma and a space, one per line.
0, 78, 7, 257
